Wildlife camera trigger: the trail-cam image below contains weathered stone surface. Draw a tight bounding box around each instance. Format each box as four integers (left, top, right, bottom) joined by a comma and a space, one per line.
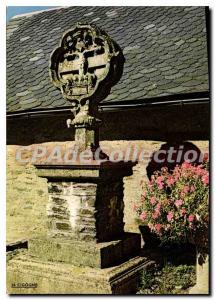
77, 127, 97, 148
5, 143, 209, 293
28, 232, 141, 268
7, 141, 209, 241
50, 23, 123, 104
36, 161, 134, 179
49, 23, 124, 152
23, 155, 144, 294
36, 162, 135, 242
46, 181, 97, 240
7, 251, 153, 294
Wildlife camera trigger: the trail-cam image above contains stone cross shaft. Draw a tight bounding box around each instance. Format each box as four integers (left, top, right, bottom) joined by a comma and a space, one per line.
70, 100, 101, 152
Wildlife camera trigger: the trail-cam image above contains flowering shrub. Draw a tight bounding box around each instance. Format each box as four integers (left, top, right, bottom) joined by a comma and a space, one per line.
136, 158, 209, 245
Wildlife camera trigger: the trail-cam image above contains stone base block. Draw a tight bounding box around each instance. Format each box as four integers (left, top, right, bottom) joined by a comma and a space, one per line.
7, 252, 153, 294
28, 232, 141, 268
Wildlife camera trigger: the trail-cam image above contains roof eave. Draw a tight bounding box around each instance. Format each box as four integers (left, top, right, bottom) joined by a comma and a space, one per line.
6, 91, 210, 119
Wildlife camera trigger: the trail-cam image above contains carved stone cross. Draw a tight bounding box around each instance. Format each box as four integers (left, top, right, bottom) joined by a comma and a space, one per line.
50, 23, 123, 152
8, 23, 146, 295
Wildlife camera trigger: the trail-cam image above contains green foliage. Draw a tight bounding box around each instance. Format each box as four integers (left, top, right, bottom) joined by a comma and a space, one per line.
138, 264, 196, 294
136, 160, 209, 245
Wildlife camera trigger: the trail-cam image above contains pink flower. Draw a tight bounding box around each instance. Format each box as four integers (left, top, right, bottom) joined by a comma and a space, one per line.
174, 173, 180, 181
203, 153, 209, 162
142, 191, 147, 198
190, 185, 196, 192
155, 202, 161, 212
156, 176, 163, 184
157, 182, 164, 190
195, 166, 204, 176
173, 166, 181, 179
148, 181, 153, 187
167, 211, 174, 222
156, 176, 164, 189
182, 161, 191, 169
140, 211, 147, 221
183, 185, 189, 194
150, 196, 156, 205
152, 211, 159, 219
148, 223, 154, 230
174, 199, 183, 207
154, 223, 162, 233
202, 174, 209, 185
180, 208, 186, 215
167, 176, 174, 187
188, 214, 194, 222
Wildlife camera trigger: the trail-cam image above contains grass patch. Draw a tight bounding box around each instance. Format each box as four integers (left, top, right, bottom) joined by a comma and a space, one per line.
138, 263, 196, 295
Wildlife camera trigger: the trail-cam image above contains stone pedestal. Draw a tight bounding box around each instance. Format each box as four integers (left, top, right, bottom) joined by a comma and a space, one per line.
36, 161, 133, 242
7, 161, 150, 294
7, 253, 153, 294
29, 233, 141, 269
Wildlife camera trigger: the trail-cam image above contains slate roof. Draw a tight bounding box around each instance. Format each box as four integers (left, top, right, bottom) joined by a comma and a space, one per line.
7, 6, 209, 113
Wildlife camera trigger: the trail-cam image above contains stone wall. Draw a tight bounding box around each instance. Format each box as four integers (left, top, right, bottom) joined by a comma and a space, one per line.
7, 104, 209, 241
6, 140, 209, 242
46, 179, 124, 242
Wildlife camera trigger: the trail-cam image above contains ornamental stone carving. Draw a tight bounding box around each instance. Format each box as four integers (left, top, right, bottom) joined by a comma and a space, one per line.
49, 23, 124, 151
50, 23, 124, 109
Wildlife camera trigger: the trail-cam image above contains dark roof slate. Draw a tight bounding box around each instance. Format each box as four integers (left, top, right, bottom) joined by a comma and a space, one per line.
7, 6, 209, 113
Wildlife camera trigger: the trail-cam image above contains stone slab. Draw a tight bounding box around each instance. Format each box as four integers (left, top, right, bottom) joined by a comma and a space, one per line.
28, 233, 141, 268
7, 251, 154, 294
35, 161, 135, 180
